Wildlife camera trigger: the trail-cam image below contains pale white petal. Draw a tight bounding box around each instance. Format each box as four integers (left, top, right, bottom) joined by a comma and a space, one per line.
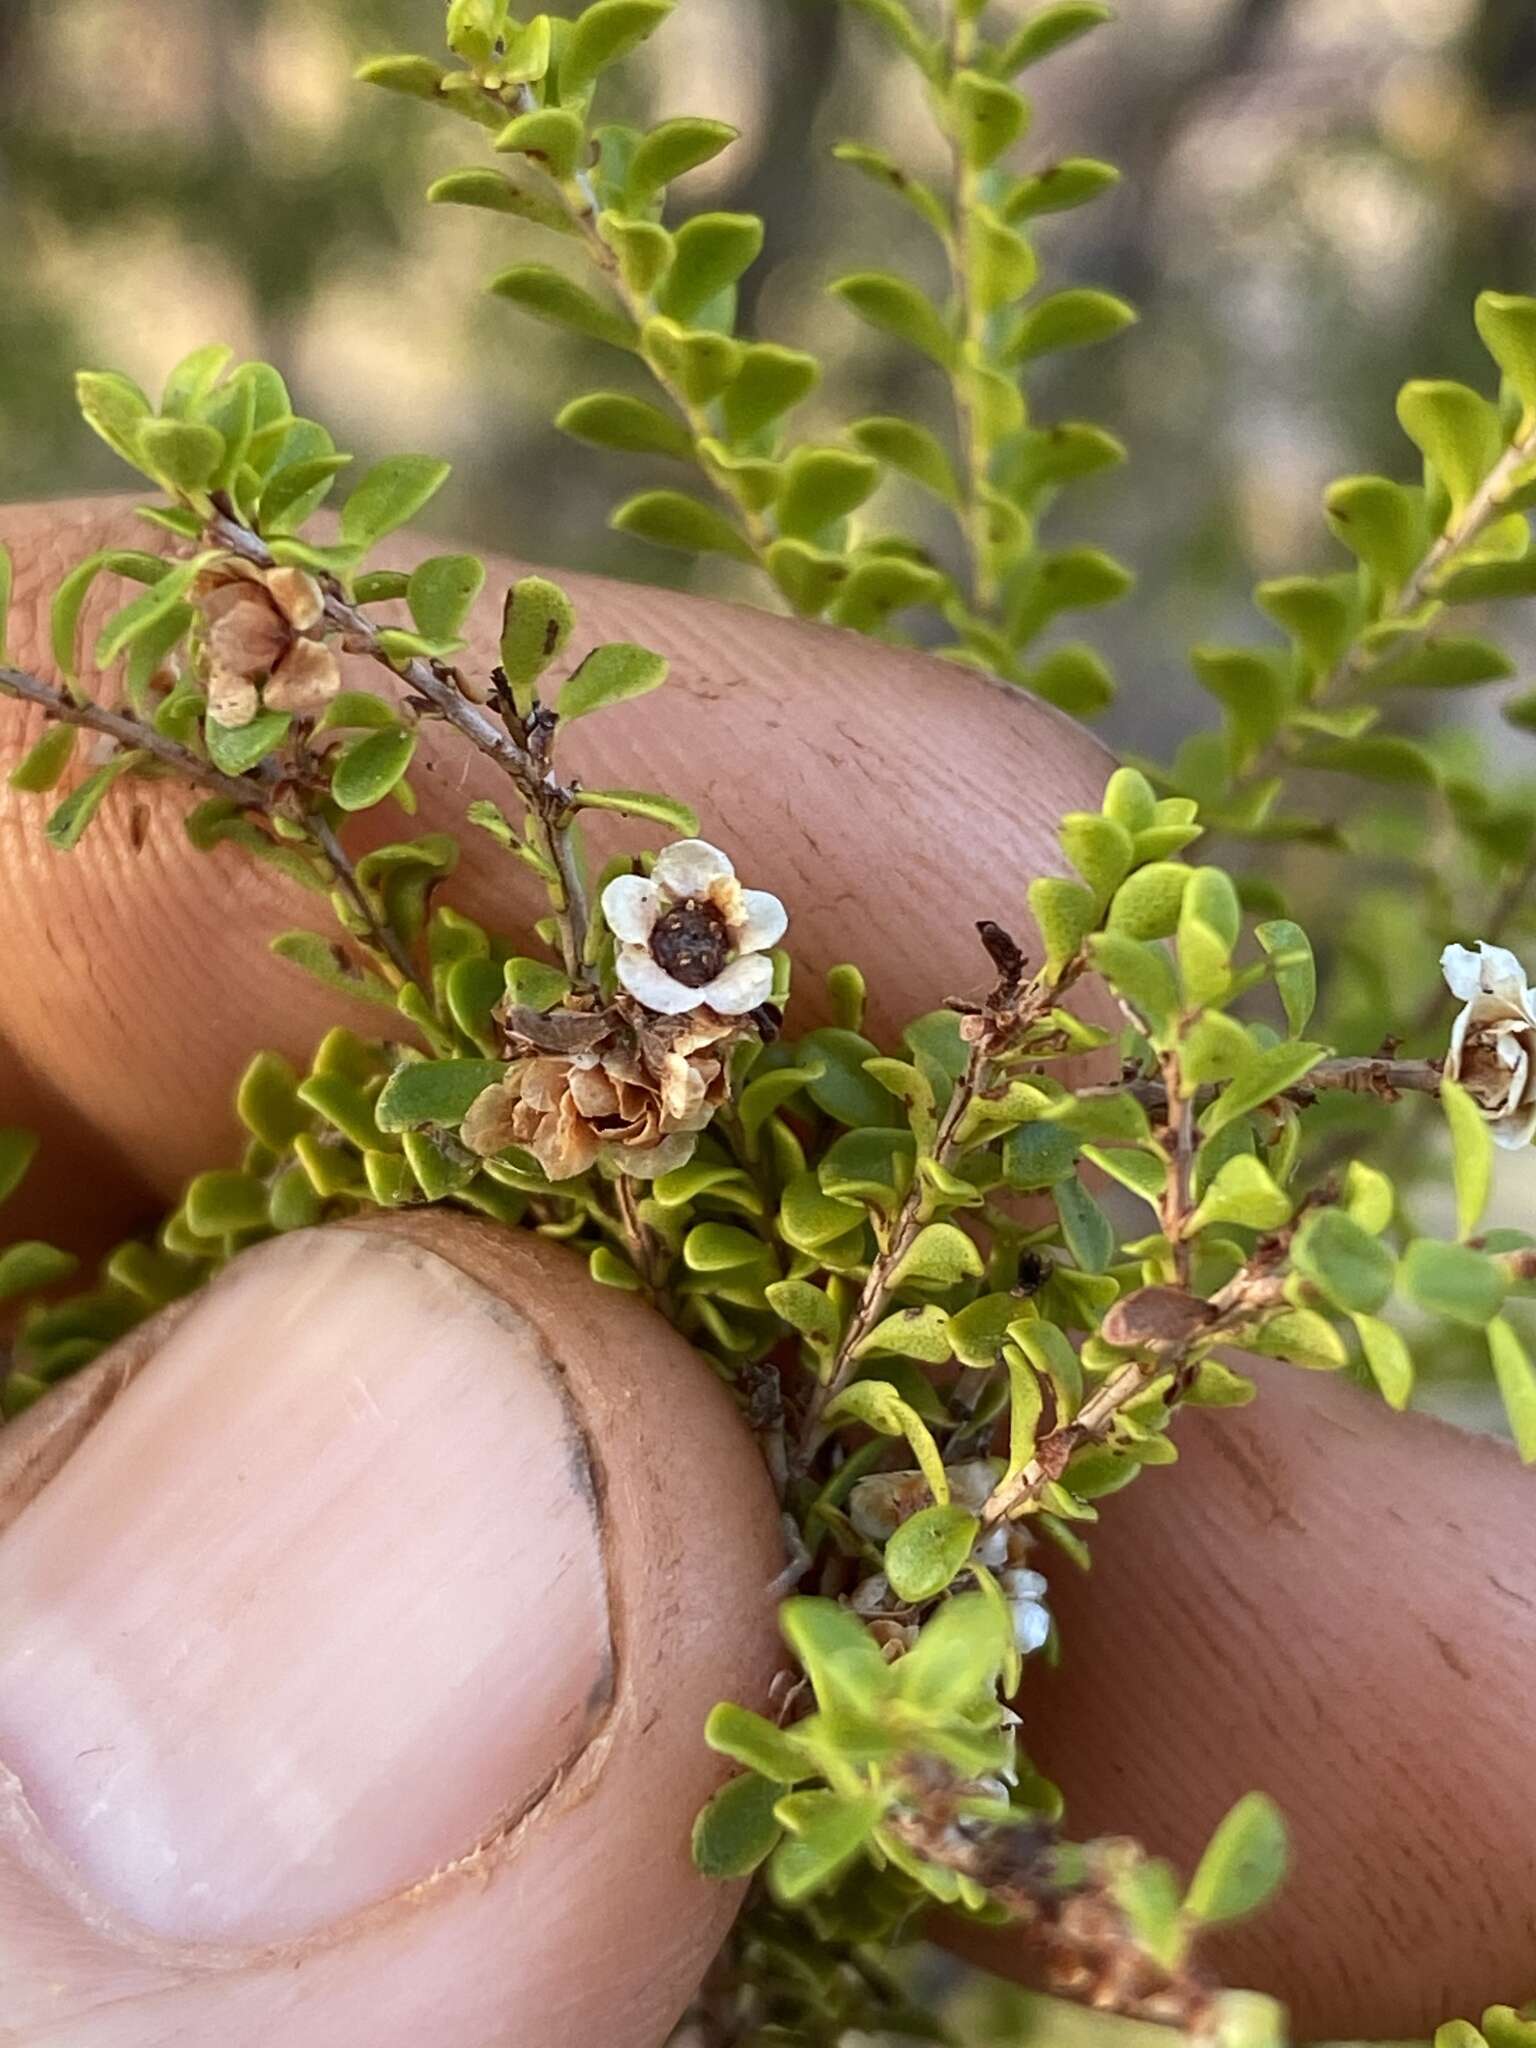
1446, 1000, 1476, 1073
652, 838, 733, 899
1474, 942, 1531, 1008
735, 887, 788, 954
1010, 1597, 1052, 1656
601, 874, 661, 944
1493, 1097, 1536, 1149
696, 952, 775, 1016
1442, 944, 1486, 1003
615, 946, 702, 1016
1001, 1567, 1049, 1602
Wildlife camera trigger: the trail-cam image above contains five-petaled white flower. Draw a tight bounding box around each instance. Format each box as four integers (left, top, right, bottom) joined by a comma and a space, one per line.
602, 839, 787, 1018
1441, 941, 1536, 1150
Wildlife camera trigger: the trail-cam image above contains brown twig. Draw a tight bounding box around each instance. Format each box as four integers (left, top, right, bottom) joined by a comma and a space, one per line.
308, 810, 419, 987
0, 663, 270, 807
206, 508, 592, 978
1098, 1052, 1444, 1117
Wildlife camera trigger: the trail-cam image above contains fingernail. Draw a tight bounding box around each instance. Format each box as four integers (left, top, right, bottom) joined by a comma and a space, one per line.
0, 1228, 612, 1946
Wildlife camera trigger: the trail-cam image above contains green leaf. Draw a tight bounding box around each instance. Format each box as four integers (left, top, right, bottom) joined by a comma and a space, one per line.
704, 1703, 809, 1783
719, 344, 821, 444
1190, 646, 1288, 767
1007, 156, 1121, 219
1059, 811, 1134, 904
629, 116, 738, 198
1010, 288, 1136, 361
1202, 1042, 1326, 1137
556, 391, 693, 460
776, 447, 880, 542
560, 0, 673, 97
885, 1505, 980, 1603
407, 554, 485, 646
1184, 1793, 1288, 1926
655, 212, 764, 324
1028, 644, 1115, 716
1369, 635, 1513, 689
1000, 1, 1114, 73
1476, 289, 1536, 419
137, 418, 225, 495
76, 368, 153, 467
1488, 1317, 1536, 1462
355, 53, 449, 102
1396, 379, 1502, 525
376, 1057, 504, 1132
183, 1168, 270, 1238
640, 317, 742, 403
831, 272, 955, 369
1324, 476, 1425, 601
1435, 554, 1536, 603
850, 416, 959, 505
206, 709, 291, 778
1256, 919, 1316, 1036
597, 214, 674, 295
1002, 1121, 1077, 1190
573, 787, 701, 832
950, 70, 1029, 172
8, 724, 78, 795
692, 1771, 783, 1880
1187, 1154, 1291, 1234
493, 106, 585, 178
340, 456, 452, 550
799, 1028, 893, 1128
94, 555, 206, 668
1055, 1174, 1114, 1273
1107, 862, 1191, 941
1351, 1312, 1414, 1411
1400, 1239, 1507, 1328
611, 490, 754, 561
428, 166, 575, 234
0, 1240, 78, 1303
856, 1304, 953, 1364
1441, 1078, 1494, 1239
489, 265, 638, 350
558, 642, 668, 722
769, 1790, 884, 1904
500, 576, 575, 692
260, 453, 354, 535
1028, 875, 1097, 974
823, 1381, 949, 1502
331, 726, 417, 812
1088, 932, 1178, 1036
888, 1222, 985, 1290
45, 750, 146, 851
1292, 1208, 1394, 1315
765, 1278, 842, 1354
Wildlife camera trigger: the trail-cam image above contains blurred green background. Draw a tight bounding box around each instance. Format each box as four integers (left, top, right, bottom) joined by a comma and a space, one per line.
6, 0, 1536, 760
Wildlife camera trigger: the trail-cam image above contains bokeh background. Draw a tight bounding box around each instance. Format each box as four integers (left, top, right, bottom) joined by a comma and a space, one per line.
6, 0, 1536, 760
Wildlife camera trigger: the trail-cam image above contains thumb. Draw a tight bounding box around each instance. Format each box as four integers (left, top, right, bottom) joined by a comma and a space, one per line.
0, 1215, 784, 2046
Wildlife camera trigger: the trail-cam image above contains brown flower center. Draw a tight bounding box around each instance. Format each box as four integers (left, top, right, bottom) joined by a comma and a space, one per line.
650, 900, 731, 988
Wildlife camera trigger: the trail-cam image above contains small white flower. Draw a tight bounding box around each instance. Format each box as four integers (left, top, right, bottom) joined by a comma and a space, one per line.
1000, 1565, 1052, 1656
1441, 941, 1536, 1150
602, 839, 787, 1018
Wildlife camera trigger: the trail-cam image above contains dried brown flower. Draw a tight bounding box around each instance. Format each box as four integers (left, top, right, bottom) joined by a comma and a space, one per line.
196, 560, 340, 726
460, 999, 740, 1181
